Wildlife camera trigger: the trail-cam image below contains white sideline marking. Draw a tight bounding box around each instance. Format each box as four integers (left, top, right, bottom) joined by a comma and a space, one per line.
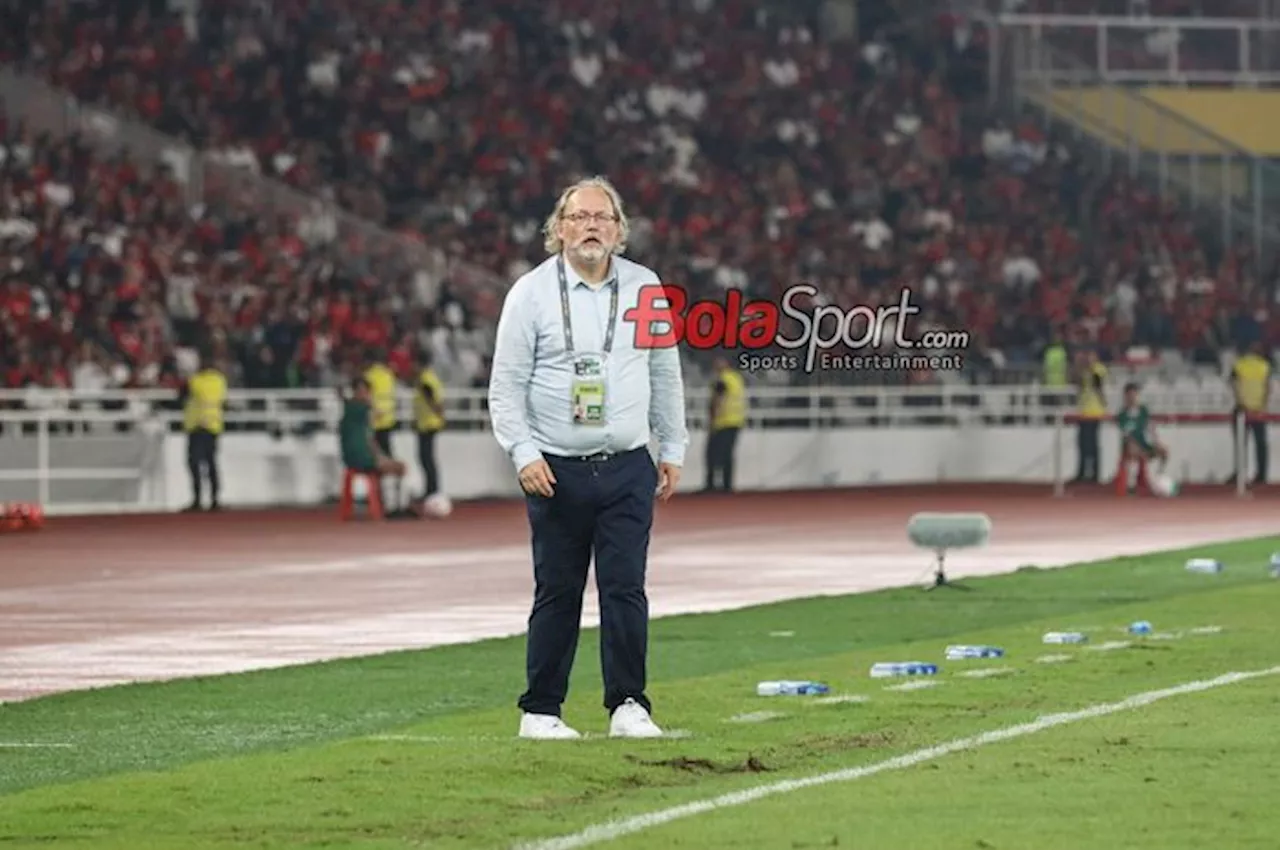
365, 734, 505, 744
1086, 640, 1132, 652
365, 730, 695, 743
958, 668, 1012, 679
768, 631, 795, 638
0, 742, 74, 749
726, 711, 786, 724
1035, 654, 1072, 664
884, 680, 939, 692
1190, 626, 1224, 635
809, 695, 867, 705
512, 665, 1280, 850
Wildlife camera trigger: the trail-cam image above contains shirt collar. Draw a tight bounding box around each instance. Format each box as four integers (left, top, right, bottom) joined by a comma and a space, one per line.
561, 253, 618, 290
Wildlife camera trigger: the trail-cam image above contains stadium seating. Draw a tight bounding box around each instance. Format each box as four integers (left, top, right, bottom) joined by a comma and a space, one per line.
0, 0, 1273, 391
0, 111, 477, 392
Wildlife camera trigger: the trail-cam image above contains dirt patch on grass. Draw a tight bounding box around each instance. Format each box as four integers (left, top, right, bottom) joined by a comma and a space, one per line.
801, 731, 895, 753
625, 754, 772, 773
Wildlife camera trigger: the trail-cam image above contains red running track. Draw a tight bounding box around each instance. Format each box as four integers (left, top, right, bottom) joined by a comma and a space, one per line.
1, 485, 1276, 704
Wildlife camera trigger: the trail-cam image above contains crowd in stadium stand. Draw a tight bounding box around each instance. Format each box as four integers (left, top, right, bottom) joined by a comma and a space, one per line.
0, 0, 1276, 393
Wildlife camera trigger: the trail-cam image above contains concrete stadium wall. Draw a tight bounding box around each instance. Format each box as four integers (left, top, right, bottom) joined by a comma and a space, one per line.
1, 423, 1265, 513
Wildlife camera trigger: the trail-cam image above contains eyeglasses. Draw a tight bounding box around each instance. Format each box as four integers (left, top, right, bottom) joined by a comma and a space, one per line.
562, 211, 618, 224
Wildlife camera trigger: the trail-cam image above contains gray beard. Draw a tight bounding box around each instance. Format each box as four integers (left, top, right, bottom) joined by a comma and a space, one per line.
570, 243, 608, 264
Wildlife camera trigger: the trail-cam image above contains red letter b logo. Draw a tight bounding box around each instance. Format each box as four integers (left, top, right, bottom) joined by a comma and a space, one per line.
626, 284, 685, 348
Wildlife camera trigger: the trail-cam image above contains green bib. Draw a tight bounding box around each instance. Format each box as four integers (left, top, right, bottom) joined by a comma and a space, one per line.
339, 400, 376, 468
1116, 404, 1151, 447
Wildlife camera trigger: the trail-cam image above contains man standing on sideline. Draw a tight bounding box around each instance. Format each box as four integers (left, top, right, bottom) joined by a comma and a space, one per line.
1228, 341, 1271, 486
1070, 348, 1107, 485
413, 349, 445, 503
363, 350, 402, 510
179, 350, 227, 511
487, 176, 688, 740
704, 356, 745, 492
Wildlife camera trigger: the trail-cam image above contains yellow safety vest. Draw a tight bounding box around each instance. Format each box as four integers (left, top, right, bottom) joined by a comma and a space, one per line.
364, 363, 397, 431
414, 368, 445, 432
712, 369, 746, 430
1042, 344, 1067, 387
1077, 362, 1107, 419
183, 370, 227, 435
1233, 354, 1271, 412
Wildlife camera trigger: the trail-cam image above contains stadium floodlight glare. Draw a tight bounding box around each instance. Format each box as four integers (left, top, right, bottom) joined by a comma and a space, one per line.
906, 512, 992, 591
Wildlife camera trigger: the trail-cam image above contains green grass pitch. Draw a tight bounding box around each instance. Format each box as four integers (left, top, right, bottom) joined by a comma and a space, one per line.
1, 536, 1278, 849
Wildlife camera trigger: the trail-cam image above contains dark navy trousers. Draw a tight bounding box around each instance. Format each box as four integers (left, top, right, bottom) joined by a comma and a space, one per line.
518, 447, 658, 717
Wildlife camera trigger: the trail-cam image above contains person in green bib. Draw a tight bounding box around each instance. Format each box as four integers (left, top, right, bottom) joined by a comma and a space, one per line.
1116, 382, 1169, 473
340, 377, 409, 510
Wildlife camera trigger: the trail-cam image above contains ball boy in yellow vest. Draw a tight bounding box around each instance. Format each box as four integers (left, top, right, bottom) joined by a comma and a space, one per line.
180, 351, 227, 512
704, 357, 745, 492
413, 350, 446, 502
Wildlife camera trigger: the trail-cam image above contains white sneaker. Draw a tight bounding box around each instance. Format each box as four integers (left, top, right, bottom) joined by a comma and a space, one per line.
609, 698, 664, 738
518, 713, 582, 740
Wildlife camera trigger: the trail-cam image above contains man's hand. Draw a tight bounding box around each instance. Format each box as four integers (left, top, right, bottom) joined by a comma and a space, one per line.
518, 458, 556, 497
656, 462, 681, 502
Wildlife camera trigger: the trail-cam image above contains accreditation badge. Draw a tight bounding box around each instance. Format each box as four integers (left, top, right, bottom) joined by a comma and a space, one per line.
570, 353, 606, 426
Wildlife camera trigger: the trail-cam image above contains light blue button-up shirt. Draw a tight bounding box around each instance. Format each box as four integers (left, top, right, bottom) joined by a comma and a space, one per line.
487, 252, 688, 472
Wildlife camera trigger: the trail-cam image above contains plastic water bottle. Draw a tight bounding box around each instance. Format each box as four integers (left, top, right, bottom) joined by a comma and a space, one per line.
945, 645, 1005, 660
870, 662, 939, 678
1042, 631, 1088, 644
1269, 553, 1280, 578
1128, 620, 1153, 636
1185, 558, 1223, 575
757, 680, 830, 696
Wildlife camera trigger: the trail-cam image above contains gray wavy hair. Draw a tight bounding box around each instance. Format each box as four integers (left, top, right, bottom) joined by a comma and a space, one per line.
541, 175, 630, 255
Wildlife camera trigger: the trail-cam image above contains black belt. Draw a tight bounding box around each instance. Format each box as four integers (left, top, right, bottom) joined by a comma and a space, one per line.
546, 447, 645, 463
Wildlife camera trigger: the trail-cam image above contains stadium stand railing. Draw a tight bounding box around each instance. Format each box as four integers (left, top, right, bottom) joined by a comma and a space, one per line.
0, 381, 1256, 434
994, 13, 1280, 85
979, 13, 1280, 272
0, 382, 1269, 514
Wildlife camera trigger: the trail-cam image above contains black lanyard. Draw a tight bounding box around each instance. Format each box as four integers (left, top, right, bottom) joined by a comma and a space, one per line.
557, 255, 618, 355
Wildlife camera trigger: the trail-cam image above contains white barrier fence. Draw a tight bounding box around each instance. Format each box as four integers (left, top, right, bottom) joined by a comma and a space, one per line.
0, 384, 1270, 515
995, 14, 1280, 85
